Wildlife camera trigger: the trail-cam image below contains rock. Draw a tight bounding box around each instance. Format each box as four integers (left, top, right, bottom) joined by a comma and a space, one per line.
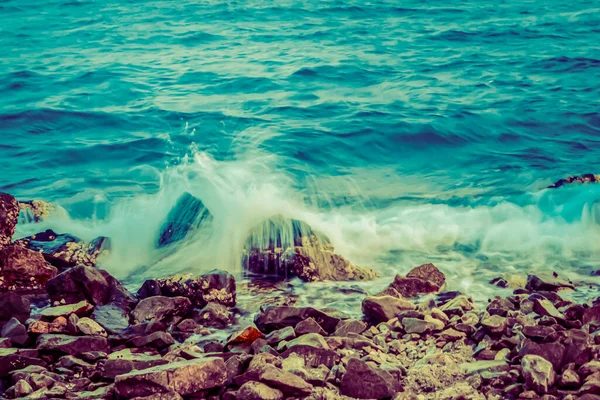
146, 269, 236, 308
235, 363, 313, 397
131, 392, 182, 400
406, 263, 446, 288
0, 192, 19, 248
560, 368, 581, 389
295, 317, 326, 336
460, 360, 509, 375
237, 381, 284, 400
487, 297, 516, 316
533, 298, 565, 320
580, 361, 600, 378
2, 317, 28, 345
40, 300, 94, 319
69, 384, 115, 399
130, 332, 175, 349
439, 328, 466, 341
438, 294, 475, 316
18, 199, 56, 222
15, 229, 109, 269
401, 316, 444, 334
92, 303, 130, 334
522, 354, 556, 393
334, 319, 367, 337
131, 296, 191, 324
243, 215, 377, 282
255, 306, 341, 334
227, 326, 265, 347
36, 334, 109, 356
522, 325, 555, 340
266, 327, 296, 345
194, 302, 233, 328
489, 277, 509, 288
526, 274, 574, 292
46, 265, 135, 308
583, 305, 600, 325
481, 314, 507, 334
0, 293, 30, 326
137, 280, 161, 299
28, 317, 69, 334
76, 318, 107, 337
548, 174, 600, 188
382, 275, 441, 299
102, 349, 168, 380
0, 245, 57, 292
114, 357, 227, 398
0, 348, 46, 376
340, 358, 397, 399
362, 295, 417, 323
157, 192, 211, 248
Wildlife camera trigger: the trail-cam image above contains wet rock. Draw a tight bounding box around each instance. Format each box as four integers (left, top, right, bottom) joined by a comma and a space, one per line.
406, 263, 446, 288
235, 363, 313, 397
0, 192, 19, 248
15, 229, 109, 269
68, 384, 115, 399
130, 332, 175, 349
522, 354, 556, 393
194, 302, 233, 328
0, 293, 30, 327
519, 339, 565, 371
548, 174, 600, 188
583, 304, 600, 325
36, 334, 109, 356
1, 317, 28, 346
522, 325, 555, 340
533, 298, 565, 320
243, 216, 377, 282
334, 319, 367, 337
481, 314, 507, 334
157, 192, 212, 248
340, 358, 397, 399
40, 300, 93, 319
76, 318, 107, 337
266, 327, 296, 345
401, 316, 444, 334
227, 326, 265, 347
102, 349, 168, 380
47, 265, 135, 309
144, 269, 236, 308
0, 348, 46, 376
382, 275, 441, 299
137, 280, 161, 299
460, 360, 509, 375
438, 294, 475, 316
489, 277, 509, 288
295, 317, 326, 336
254, 306, 341, 334
115, 357, 227, 398
526, 273, 574, 292
92, 303, 130, 334
237, 381, 284, 400
362, 295, 417, 323
0, 245, 57, 292
131, 296, 191, 324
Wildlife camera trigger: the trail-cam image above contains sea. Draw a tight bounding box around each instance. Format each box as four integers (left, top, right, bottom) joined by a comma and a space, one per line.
1, 0, 600, 309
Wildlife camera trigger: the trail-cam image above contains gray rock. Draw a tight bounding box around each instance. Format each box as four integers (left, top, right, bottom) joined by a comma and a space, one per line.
157, 192, 212, 248
1, 317, 28, 345
131, 296, 191, 324
340, 358, 397, 399
334, 319, 367, 336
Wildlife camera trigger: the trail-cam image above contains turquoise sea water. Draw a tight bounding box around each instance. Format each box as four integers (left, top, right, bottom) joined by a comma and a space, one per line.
1, 0, 600, 300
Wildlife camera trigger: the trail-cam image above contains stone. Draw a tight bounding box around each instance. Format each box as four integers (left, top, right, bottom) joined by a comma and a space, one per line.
115, 357, 227, 398
0, 293, 30, 326
438, 295, 475, 316
334, 319, 367, 337
481, 314, 507, 334
194, 302, 233, 328
519, 339, 565, 371
0, 192, 19, 248
131, 296, 191, 324
15, 229, 108, 269
102, 349, 168, 380
227, 326, 265, 347
406, 263, 446, 287
40, 300, 93, 319
148, 269, 236, 308
237, 381, 284, 400
580, 361, 600, 378
28, 317, 69, 334
243, 215, 377, 282
460, 360, 509, 375
439, 328, 466, 341
383, 274, 441, 298
362, 295, 416, 323
526, 274, 574, 292
560, 368, 581, 389
12, 379, 34, 397
130, 332, 175, 349
92, 303, 130, 334
47, 265, 135, 308
522, 325, 555, 340
266, 327, 296, 346
401, 316, 444, 334
254, 306, 341, 334
1, 317, 28, 345
36, 334, 109, 356
0, 245, 57, 292
583, 305, 600, 325
522, 354, 556, 393
0, 348, 46, 376
157, 192, 212, 248
533, 298, 564, 319
295, 317, 326, 336
340, 358, 397, 399
548, 174, 600, 188
487, 297, 516, 316
234, 363, 313, 397
18, 199, 55, 223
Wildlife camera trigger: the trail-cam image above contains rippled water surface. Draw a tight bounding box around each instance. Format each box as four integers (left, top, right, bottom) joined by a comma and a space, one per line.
2, 0, 600, 302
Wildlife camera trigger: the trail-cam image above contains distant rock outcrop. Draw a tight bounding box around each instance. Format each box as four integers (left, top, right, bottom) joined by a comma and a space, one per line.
548, 173, 600, 188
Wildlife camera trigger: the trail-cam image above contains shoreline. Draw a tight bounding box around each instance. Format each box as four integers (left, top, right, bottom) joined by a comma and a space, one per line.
1, 191, 600, 399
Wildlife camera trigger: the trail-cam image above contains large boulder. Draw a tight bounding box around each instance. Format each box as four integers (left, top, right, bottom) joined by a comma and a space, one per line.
15, 229, 109, 269
157, 192, 212, 248
0, 348, 46, 377
114, 357, 227, 398
36, 334, 109, 356
131, 296, 192, 324
242, 215, 377, 282
340, 358, 398, 399
521, 354, 556, 393
0, 245, 57, 292
0, 292, 31, 327
0, 192, 19, 248
234, 363, 313, 397
138, 270, 236, 308
362, 295, 416, 323
380, 263, 445, 298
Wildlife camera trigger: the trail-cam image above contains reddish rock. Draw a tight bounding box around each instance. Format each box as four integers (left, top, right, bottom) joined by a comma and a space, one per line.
0, 245, 57, 292
406, 263, 446, 288
227, 326, 265, 347
0, 192, 19, 248
383, 275, 441, 298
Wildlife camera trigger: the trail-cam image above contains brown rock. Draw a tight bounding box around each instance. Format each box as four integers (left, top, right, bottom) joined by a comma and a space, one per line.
362, 295, 416, 323
130, 332, 175, 349
295, 317, 326, 336
131, 296, 191, 324
334, 319, 367, 337
227, 326, 265, 346
0, 293, 31, 326
234, 363, 313, 397
340, 358, 397, 399
1, 317, 28, 346
384, 275, 440, 298
0, 348, 46, 377
406, 263, 446, 288
254, 306, 341, 334
481, 314, 507, 334
237, 381, 284, 400
40, 300, 93, 319
0, 245, 57, 292
519, 339, 565, 371
36, 334, 109, 356
0, 192, 19, 248
526, 274, 574, 292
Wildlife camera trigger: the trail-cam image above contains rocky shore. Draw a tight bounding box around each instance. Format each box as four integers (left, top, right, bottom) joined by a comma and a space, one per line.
0, 191, 599, 400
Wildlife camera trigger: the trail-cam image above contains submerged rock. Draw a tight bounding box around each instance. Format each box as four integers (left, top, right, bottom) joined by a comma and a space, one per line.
15, 229, 109, 269
0, 245, 57, 292
157, 192, 212, 248
0, 192, 19, 248
243, 215, 377, 282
